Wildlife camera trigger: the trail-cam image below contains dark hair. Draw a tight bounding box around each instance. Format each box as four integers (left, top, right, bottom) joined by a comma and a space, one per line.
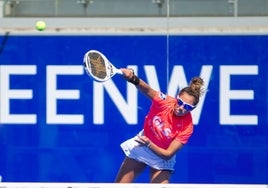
179, 77, 205, 105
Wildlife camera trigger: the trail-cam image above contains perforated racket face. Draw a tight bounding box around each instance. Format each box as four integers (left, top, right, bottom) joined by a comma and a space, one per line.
84, 50, 110, 82
88, 52, 107, 79
84, 50, 122, 82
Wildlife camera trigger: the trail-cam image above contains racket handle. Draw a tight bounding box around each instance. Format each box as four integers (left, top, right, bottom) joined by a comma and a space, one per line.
115, 68, 123, 75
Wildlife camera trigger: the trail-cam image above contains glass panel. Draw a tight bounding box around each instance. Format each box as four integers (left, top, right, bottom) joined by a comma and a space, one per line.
2, 0, 268, 18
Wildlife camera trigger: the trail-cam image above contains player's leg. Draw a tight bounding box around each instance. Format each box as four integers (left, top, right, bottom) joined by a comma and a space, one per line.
115, 157, 147, 183
150, 168, 172, 183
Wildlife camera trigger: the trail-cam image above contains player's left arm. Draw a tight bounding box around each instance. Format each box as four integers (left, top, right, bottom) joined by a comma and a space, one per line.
136, 136, 184, 160
136, 122, 193, 160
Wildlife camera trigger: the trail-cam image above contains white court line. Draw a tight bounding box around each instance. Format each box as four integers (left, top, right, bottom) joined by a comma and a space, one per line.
0, 183, 267, 188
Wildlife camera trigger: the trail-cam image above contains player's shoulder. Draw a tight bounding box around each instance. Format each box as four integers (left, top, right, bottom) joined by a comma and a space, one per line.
159, 92, 167, 100
153, 91, 168, 100
154, 91, 175, 102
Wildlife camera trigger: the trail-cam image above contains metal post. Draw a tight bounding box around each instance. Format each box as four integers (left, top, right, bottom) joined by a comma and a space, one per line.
152, 0, 165, 16
77, 0, 93, 16
228, 0, 238, 17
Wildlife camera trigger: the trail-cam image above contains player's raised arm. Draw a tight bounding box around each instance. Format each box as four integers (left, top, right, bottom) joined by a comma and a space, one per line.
121, 68, 157, 100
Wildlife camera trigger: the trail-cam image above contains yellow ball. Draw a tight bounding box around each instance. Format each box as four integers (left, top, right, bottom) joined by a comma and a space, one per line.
35, 21, 46, 31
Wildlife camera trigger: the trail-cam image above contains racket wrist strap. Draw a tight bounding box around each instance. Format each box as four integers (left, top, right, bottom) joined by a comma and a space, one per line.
128, 74, 140, 86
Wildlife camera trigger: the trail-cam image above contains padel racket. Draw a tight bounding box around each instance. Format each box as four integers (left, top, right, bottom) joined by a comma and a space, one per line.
83, 50, 123, 82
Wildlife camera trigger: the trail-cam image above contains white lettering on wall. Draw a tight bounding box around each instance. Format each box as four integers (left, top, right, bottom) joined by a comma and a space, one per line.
167, 65, 213, 124
46, 65, 84, 124
220, 65, 258, 125
0, 65, 259, 126
93, 66, 138, 124
0, 65, 37, 124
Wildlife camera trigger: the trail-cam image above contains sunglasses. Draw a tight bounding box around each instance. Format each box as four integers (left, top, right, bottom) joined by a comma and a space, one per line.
177, 97, 196, 111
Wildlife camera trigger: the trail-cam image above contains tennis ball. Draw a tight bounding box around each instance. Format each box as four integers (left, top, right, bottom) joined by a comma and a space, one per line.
35, 21, 46, 31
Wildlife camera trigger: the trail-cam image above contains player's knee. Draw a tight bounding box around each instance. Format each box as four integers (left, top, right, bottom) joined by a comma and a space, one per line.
150, 169, 171, 183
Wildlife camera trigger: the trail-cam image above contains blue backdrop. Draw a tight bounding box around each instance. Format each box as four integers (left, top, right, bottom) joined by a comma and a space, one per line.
0, 34, 267, 183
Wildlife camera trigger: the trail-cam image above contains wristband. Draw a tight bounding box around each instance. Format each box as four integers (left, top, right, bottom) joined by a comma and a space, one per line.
128, 74, 140, 86
147, 141, 151, 148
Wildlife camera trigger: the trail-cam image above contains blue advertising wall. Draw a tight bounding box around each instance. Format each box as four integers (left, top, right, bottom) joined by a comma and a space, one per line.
0, 34, 267, 183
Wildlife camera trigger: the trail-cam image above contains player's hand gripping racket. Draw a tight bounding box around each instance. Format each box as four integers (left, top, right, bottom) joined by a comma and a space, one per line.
83, 50, 123, 82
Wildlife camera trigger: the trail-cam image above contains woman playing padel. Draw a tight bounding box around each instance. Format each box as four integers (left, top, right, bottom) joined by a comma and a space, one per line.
115, 68, 205, 183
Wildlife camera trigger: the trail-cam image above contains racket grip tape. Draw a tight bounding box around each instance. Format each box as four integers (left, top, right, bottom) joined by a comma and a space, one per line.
128, 73, 140, 86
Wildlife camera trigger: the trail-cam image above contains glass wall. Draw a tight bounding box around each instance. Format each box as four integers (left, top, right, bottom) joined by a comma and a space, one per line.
1, 0, 268, 17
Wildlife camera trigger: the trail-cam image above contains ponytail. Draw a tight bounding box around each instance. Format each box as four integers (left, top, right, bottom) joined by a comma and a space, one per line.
180, 77, 205, 105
